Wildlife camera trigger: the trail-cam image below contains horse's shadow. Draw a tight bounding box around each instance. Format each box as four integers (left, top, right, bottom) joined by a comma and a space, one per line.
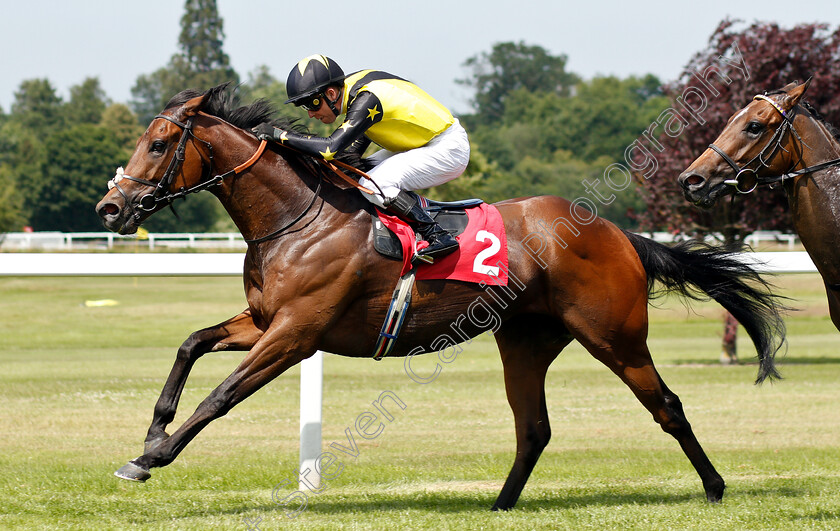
232, 482, 811, 517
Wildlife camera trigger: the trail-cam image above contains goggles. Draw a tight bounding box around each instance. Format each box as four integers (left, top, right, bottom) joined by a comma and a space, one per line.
296, 94, 323, 112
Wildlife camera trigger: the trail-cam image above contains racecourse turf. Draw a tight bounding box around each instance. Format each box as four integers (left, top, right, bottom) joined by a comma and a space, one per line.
0, 274, 838, 530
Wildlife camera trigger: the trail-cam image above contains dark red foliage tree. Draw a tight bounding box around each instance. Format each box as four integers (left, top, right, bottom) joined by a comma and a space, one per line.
635, 19, 840, 240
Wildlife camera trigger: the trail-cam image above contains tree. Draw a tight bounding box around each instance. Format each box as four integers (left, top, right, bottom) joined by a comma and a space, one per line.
100, 103, 145, 156
457, 70, 665, 227
635, 19, 840, 236
528, 75, 669, 163
131, 66, 186, 125
0, 165, 24, 232
65, 77, 110, 124
178, 0, 230, 74
458, 41, 580, 126
29, 124, 125, 231
0, 120, 47, 224
131, 0, 239, 124
10, 79, 63, 133
139, 192, 225, 233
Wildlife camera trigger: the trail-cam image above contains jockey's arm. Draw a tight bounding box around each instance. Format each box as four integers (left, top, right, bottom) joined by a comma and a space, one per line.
254, 92, 382, 161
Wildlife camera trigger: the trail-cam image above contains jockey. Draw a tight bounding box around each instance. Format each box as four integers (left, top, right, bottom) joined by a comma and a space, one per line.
252, 54, 470, 263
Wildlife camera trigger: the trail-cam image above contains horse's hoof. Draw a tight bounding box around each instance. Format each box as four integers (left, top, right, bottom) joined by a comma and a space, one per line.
114, 462, 151, 482
705, 479, 725, 503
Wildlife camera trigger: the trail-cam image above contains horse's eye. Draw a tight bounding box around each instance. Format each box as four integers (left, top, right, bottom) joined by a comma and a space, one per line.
745, 121, 764, 136
150, 140, 167, 153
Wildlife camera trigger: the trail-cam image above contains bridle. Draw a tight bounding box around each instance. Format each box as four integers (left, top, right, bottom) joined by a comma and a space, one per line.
108, 114, 218, 218
708, 93, 840, 195
106, 113, 322, 244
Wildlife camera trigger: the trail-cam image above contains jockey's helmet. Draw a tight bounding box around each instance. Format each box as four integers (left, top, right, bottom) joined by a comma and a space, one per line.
285, 55, 346, 105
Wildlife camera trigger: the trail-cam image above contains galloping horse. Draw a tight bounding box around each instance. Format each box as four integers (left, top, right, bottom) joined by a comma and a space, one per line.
679, 80, 840, 332
96, 84, 785, 510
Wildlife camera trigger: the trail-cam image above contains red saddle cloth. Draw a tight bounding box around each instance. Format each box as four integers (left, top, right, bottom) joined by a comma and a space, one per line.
376, 203, 509, 286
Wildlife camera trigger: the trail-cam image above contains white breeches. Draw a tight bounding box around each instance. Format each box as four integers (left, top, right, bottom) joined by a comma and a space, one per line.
359, 119, 470, 207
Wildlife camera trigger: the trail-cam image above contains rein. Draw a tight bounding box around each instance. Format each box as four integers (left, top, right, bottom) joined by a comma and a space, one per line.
708, 94, 840, 194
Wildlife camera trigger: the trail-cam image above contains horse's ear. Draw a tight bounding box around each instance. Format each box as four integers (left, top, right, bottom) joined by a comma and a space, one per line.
782, 77, 813, 110
182, 93, 210, 118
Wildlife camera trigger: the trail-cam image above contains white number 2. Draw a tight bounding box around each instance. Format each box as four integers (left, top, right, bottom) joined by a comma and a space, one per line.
473, 230, 501, 277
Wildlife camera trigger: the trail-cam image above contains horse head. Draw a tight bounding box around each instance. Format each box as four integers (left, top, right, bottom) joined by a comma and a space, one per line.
678, 79, 812, 208
95, 88, 223, 234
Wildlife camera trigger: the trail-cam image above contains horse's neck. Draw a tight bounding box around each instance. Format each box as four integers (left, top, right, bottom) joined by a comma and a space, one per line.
786, 116, 840, 277
214, 154, 316, 239
209, 143, 364, 247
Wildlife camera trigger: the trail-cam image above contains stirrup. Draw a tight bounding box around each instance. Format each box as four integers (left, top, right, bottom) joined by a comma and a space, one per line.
411, 253, 435, 266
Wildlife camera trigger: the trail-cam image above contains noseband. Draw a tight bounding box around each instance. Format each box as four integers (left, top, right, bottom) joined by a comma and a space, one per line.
708, 94, 840, 195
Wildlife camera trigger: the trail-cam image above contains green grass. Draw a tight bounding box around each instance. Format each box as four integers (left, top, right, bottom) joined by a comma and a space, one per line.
1, 274, 839, 530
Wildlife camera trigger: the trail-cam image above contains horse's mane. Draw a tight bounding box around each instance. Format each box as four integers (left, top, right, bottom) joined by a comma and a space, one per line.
164, 83, 369, 170
764, 86, 840, 142
801, 101, 840, 142
164, 82, 306, 133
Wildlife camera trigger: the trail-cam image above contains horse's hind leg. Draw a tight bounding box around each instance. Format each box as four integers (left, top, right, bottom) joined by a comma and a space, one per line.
144, 309, 262, 453
570, 309, 725, 502
492, 315, 571, 511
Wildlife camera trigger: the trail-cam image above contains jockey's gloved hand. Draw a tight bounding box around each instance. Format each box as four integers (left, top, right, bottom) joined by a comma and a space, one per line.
251, 123, 285, 143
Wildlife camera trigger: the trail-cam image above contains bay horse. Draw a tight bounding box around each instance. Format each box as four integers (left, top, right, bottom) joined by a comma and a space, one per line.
679, 79, 840, 332
95, 84, 785, 510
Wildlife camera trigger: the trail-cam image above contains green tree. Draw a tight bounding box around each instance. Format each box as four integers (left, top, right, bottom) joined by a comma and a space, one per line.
0, 120, 47, 224
458, 41, 580, 126
545, 75, 668, 162
29, 124, 124, 231
457, 70, 662, 227
139, 193, 225, 233
178, 0, 231, 74
0, 165, 24, 232
101, 103, 145, 157
131, 0, 239, 124
64, 77, 110, 124
131, 67, 185, 125
10, 79, 64, 133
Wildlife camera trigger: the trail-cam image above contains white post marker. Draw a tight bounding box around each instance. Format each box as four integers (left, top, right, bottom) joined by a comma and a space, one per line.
299, 351, 324, 491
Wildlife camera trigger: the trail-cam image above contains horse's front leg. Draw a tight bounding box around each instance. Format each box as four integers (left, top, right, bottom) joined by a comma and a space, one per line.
115, 312, 317, 482
144, 309, 263, 453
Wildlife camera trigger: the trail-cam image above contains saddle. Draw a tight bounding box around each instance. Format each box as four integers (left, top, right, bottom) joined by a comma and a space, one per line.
372, 197, 484, 260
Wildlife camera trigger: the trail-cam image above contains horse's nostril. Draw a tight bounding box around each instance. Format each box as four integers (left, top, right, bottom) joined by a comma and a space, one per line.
98, 203, 119, 218
681, 174, 705, 188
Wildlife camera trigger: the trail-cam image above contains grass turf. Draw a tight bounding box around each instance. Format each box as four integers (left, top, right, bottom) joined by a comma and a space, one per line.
0, 274, 838, 530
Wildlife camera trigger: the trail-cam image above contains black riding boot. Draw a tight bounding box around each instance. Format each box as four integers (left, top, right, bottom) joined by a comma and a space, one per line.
387, 191, 459, 263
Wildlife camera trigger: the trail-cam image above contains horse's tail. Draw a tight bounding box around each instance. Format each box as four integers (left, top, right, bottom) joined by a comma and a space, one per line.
622, 230, 787, 384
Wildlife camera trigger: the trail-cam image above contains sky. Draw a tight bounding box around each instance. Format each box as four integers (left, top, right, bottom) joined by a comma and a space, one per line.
2, 1, 840, 115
